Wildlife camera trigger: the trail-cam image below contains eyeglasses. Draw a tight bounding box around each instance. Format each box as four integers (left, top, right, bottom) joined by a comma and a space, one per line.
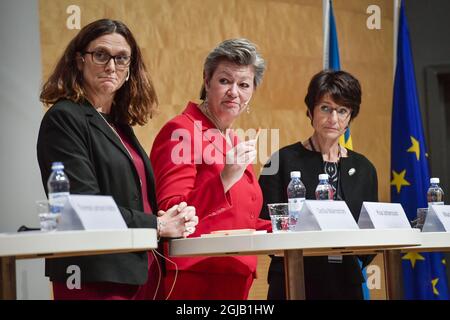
317, 105, 352, 120
83, 51, 131, 69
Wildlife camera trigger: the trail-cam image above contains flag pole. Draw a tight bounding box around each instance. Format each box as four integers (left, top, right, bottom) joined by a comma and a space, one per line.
323, 0, 330, 69
393, 0, 401, 77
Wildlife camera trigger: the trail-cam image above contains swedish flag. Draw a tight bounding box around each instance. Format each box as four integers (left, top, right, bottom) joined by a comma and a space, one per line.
323, 0, 365, 298
323, 0, 353, 149
391, 2, 448, 300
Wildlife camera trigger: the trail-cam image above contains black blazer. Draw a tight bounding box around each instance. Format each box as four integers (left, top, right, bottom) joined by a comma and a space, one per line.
37, 99, 158, 285
259, 142, 378, 299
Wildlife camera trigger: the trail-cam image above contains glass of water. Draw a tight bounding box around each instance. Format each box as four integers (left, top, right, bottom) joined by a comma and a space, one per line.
412, 208, 428, 231
267, 203, 290, 233
36, 200, 60, 231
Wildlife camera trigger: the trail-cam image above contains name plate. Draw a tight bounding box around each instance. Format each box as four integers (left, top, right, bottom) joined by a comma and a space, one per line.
58, 195, 127, 230
423, 205, 450, 232
358, 202, 411, 229
294, 200, 359, 231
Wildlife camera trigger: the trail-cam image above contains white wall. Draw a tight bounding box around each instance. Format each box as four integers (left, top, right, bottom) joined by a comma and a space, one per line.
0, 0, 51, 299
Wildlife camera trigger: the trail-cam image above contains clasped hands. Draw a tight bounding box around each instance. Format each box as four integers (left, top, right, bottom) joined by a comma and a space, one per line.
156, 202, 198, 238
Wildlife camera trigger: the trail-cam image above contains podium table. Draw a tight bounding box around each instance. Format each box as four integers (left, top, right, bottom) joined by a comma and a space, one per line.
169, 229, 421, 300
0, 229, 157, 300
407, 232, 450, 252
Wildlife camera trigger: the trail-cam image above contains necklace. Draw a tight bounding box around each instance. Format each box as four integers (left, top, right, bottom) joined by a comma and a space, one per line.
199, 102, 227, 135
308, 137, 343, 200
308, 137, 341, 162
199, 102, 233, 147
97, 111, 134, 161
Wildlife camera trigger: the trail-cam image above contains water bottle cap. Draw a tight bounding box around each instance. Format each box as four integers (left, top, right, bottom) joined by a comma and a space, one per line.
290, 171, 301, 178
51, 162, 64, 170
319, 173, 329, 181
430, 177, 440, 184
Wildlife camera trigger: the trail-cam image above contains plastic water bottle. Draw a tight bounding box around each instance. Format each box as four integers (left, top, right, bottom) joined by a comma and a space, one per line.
287, 171, 306, 231
427, 177, 444, 205
315, 173, 334, 200
48, 162, 70, 214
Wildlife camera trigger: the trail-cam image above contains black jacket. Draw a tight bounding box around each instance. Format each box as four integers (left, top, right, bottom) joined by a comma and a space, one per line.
259, 142, 378, 299
37, 99, 158, 285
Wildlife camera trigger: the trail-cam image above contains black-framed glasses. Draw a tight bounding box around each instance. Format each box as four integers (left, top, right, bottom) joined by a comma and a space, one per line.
83, 50, 131, 69
318, 105, 351, 120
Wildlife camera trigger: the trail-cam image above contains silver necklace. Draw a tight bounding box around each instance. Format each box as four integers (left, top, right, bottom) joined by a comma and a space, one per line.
199, 102, 233, 144
97, 112, 134, 161
308, 137, 341, 163
199, 102, 227, 134
308, 137, 342, 200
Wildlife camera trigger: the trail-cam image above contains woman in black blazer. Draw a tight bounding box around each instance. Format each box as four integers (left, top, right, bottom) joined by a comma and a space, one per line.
37, 19, 198, 300
259, 70, 378, 300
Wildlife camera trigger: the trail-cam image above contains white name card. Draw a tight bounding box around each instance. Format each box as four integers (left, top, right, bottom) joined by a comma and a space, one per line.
358, 202, 411, 229
58, 195, 127, 231
423, 205, 450, 232
294, 200, 359, 231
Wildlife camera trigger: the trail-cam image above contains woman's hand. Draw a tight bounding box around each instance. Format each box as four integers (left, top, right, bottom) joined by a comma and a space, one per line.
157, 202, 198, 238
221, 138, 257, 192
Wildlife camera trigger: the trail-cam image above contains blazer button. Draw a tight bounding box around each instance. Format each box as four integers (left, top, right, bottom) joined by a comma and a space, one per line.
250, 213, 255, 219
251, 195, 256, 201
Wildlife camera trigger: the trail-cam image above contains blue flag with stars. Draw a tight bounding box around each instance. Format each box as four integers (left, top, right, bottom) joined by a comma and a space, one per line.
391, 2, 448, 300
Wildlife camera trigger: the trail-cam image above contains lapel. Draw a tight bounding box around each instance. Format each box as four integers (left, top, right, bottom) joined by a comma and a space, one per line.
82, 100, 158, 213
125, 127, 158, 213
83, 101, 134, 162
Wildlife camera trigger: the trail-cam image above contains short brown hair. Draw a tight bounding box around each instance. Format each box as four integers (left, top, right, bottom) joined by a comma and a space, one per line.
304, 70, 361, 121
40, 19, 158, 126
199, 38, 265, 100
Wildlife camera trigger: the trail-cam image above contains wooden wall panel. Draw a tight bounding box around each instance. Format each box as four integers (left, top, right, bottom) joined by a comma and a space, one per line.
333, 0, 393, 203
39, 0, 393, 300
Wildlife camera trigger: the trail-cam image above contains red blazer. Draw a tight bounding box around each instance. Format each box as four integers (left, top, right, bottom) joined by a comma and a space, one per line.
150, 102, 271, 276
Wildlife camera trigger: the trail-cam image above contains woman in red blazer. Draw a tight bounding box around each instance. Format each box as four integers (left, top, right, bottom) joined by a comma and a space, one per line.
150, 39, 271, 299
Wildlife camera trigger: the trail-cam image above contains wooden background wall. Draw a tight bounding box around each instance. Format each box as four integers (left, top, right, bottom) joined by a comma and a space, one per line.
39, 0, 393, 299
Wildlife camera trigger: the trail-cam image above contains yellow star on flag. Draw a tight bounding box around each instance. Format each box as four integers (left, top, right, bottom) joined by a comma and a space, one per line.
391, 170, 411, 194
402, 252, 425, 268
443, 259, 447, 265
432, 278, 440, 296
407, 136, 421, 161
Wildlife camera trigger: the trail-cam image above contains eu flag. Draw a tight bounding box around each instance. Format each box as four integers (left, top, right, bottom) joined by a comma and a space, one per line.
391, 2, 448, 300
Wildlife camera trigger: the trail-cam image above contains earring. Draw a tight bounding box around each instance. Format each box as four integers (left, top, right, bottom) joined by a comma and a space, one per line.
246, 104, 250, 114
81, 57, 85, 63
125, 70, 130, 81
